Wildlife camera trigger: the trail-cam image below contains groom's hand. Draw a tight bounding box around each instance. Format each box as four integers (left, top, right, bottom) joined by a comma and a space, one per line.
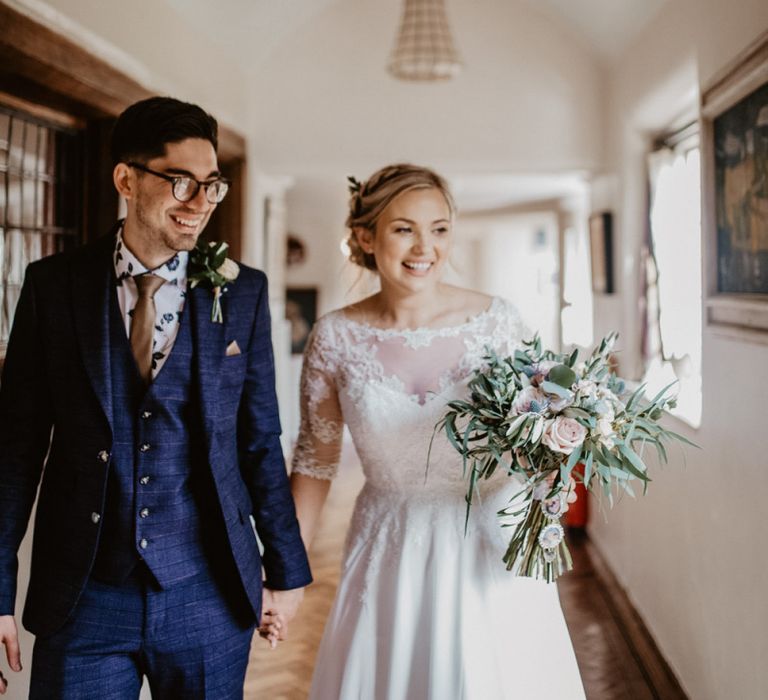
0, 615, 21, 695
260, 587, 304, 644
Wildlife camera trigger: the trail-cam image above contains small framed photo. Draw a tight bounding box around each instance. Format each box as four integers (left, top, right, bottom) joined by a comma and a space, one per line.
589, 211, 615, 294
285, 287, 318, 354
701, 30, 768, 337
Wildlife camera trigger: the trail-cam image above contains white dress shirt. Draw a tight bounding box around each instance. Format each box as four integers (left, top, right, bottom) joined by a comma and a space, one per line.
113, 227, 189, 379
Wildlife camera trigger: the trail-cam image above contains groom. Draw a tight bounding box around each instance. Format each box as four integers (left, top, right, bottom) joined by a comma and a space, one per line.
0, 97, 311, 698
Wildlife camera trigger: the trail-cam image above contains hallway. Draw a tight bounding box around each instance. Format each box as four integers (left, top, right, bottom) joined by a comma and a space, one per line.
244, 446, 686, 700
0, 3, 766, 698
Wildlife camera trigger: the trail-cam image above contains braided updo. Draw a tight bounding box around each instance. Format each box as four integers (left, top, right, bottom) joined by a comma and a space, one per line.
345, 163, 455, 271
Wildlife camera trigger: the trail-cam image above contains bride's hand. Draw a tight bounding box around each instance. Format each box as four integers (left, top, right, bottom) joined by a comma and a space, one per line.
258, 610, 284, 649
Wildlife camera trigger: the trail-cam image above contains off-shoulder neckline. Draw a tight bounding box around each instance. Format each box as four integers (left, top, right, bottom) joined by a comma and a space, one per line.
333, 296, 503, 338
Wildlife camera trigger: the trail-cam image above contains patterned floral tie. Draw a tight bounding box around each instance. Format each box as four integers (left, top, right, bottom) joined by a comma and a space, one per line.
130, 274, 165, 383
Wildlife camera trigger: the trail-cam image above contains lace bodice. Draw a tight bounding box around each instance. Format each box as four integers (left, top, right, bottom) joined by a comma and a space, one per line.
291, 297, 529, 496
294, 297, 586, 700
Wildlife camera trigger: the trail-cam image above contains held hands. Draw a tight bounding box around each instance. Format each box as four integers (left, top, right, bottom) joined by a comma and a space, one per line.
258, 587, 304, 649
0, 616, 21, 695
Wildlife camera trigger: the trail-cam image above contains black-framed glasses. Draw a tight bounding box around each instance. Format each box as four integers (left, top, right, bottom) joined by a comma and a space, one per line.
128, 162, 230, 204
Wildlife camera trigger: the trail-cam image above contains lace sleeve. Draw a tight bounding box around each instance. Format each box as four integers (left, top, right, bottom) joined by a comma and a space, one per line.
291, 317, 344, 481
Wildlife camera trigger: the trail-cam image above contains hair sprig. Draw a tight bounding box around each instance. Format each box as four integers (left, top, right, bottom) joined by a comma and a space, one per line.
347, 175, 364, 196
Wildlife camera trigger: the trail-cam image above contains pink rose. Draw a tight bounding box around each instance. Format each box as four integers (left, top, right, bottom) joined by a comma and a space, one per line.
530, 360, 558, 387
542, 416, 587, 455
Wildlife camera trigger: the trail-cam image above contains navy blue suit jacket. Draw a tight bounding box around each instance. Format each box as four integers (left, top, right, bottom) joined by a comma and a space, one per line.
0, 231, 312, 636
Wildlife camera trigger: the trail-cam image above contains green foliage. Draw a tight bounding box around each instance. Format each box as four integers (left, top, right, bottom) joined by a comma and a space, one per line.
189, 240, 231, 289
432, 332, 698, 581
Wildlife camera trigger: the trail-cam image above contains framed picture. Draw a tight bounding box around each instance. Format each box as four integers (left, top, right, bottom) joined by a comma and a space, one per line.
589, 211, 614, 294
285, 287, 318, 354
701, 30, 768, 336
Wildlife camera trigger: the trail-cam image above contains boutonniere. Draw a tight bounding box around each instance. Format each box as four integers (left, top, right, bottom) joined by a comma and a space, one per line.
189, 240, 240, 323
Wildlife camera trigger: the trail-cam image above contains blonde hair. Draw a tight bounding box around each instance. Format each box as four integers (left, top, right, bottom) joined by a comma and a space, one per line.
345, 163, 455, 271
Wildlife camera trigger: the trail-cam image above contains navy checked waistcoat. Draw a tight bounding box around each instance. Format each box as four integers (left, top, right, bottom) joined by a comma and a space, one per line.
0, 231, 312, 637
91, 287, 222, 586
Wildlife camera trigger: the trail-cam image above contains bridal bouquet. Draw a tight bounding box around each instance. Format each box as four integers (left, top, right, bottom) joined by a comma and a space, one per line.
433, 334, 695, 583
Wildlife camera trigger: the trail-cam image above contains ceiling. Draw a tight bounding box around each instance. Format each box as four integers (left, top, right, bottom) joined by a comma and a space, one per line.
168, 0, 670, 69
451, 172, 589, 212
162, 0, 670, 212
533, 0, 669, 59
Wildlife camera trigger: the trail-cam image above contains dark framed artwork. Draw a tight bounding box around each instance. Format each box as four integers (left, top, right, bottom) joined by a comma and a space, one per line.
285, 287, 318, 354
589, 211, 614, 294
702, 30, 768, 336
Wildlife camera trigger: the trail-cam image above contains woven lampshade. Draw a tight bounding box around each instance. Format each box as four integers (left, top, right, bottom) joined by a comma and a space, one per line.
387, 0, 463, 81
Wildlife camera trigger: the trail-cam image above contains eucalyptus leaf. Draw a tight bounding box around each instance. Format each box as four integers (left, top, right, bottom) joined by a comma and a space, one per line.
548, 364, 577, 389
583, 451, 594, 486
541, 381, 572, 399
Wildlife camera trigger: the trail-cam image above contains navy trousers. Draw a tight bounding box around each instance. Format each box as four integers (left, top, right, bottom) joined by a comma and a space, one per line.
30, 563, 255, 699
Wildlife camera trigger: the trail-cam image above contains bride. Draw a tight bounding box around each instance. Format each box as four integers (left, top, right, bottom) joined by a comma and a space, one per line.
289, 164, 585, 699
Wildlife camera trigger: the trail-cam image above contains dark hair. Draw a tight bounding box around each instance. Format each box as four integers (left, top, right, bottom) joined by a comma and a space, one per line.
110, 96, 218, 165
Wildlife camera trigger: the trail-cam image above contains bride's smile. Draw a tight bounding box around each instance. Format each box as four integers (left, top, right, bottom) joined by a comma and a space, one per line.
355, 186, 452, 293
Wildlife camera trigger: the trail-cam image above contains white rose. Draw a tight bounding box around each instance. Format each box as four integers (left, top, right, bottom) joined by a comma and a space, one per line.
217, 258, 240, 281
575, 379, 597, 399
542, 416, 587, 455
548, 394, 573, 413
598, 388, 619, 415
596, 417, 615, 449
512, 386, 548, 414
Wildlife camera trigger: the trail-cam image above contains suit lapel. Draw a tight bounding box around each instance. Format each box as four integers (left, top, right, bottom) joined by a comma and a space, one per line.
190, 283, 228, 433
72, 233, 116, 434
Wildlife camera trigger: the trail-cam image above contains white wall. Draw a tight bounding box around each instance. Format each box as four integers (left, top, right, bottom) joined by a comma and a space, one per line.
246, 0, 605, 176
590, 3, 768, 699
460, 211, 562, 348
8, 0, 249, 128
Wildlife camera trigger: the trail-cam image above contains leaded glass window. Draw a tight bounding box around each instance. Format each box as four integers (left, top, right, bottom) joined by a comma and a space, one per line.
0, 106, 82, 356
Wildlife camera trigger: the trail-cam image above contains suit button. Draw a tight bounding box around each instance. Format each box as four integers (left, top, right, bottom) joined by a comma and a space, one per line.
139, 538, 148, 550
141, 411, 152, 419
139, 476, 151, 485
91, 512, 101, 524
97, 450, 110, 463
139, 443, 151, 453
139, 507, 150, 518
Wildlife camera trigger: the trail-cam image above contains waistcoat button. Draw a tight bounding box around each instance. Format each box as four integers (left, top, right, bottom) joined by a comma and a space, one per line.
141, 411, 153, 419
139, 476, 150, 485
139, 538, 148, 550
139, 507, 150, 518
91, 512, 101, 524
97, 450, 110, 463
140, 443, 151, 453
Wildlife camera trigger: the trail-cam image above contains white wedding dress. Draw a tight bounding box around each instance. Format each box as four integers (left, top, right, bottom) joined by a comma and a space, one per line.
292, 297, 585, 700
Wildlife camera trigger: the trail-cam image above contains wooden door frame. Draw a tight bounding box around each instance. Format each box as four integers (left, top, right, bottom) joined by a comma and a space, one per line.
0, 1, 246, 249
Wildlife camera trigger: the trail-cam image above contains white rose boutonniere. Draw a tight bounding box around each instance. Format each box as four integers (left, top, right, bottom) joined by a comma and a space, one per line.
189, 240, 240, 323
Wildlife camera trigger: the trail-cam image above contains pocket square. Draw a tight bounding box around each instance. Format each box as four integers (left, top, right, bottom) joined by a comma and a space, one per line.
225, 340, 242, 357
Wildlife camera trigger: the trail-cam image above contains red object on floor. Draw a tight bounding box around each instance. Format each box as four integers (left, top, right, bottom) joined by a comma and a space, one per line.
564, 463, 589, 528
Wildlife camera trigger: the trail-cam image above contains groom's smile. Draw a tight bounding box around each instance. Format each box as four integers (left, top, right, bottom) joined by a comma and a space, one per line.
118, 137, 221, 268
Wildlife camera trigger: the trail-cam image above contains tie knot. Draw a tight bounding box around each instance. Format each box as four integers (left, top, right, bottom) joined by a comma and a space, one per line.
135, 273, 165, 299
